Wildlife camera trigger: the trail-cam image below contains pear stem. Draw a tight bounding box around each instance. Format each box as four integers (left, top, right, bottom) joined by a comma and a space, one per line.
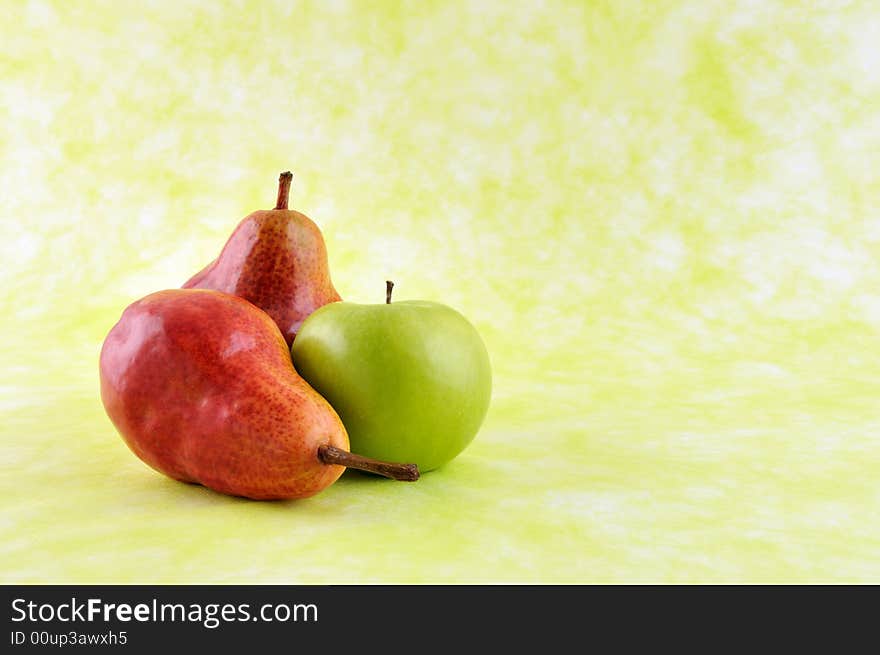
275, 171, 293, 210
318, 445, 419, 481
386, 280, 394, 304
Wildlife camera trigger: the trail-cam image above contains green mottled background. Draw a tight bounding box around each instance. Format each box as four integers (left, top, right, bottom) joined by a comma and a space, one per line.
2, 0, 879, 583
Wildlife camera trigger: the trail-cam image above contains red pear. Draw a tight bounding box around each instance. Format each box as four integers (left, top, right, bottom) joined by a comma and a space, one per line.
184, 172, 341, 346
99, 289, 418, 500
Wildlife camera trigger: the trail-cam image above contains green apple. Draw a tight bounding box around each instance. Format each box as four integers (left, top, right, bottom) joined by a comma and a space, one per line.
291, 283, 492, 472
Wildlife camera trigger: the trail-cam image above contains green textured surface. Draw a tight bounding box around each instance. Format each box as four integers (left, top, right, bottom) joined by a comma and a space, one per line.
2, 1, 879, 583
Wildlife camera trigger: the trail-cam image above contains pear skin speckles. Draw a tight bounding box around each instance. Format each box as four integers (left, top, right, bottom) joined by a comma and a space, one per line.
183, 209, 341, 346
99, 289, 349, 500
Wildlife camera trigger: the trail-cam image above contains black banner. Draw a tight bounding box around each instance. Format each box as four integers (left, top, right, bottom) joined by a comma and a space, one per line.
1, 585, 876, 650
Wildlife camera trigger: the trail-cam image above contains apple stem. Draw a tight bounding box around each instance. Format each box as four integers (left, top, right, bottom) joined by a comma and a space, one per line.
275, 171, 293, 210
317, 444, 419, 481
386, 280, 394, 304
